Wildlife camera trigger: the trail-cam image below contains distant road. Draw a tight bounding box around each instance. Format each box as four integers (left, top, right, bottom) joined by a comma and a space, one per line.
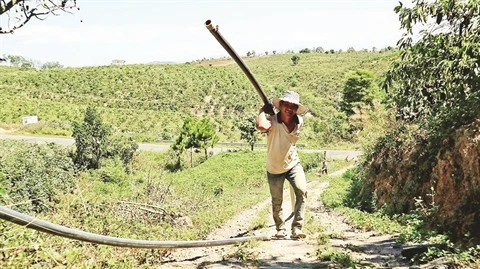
0, 134, 170, 152
0, 134, 361, 160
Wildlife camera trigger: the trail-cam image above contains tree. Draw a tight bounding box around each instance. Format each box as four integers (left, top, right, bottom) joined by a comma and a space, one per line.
341, 69, 380, 116
5, 54, 33, 68
238, 115, 260, 151
383, 0, 480, 122
172, 117, 218, 168
195, 118, 219, 159
41, 61, 63, 69
291, 55, 300, 65
72, 106, 112, 170
299, 48, 311, 53
246, 50, 256, 57
0, 0, 79, 34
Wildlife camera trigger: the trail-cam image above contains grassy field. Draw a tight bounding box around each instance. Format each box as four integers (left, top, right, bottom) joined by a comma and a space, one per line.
0, 145, 352, 268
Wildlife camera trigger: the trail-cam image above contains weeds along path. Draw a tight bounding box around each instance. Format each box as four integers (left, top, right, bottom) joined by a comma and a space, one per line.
161, 168, 410, 268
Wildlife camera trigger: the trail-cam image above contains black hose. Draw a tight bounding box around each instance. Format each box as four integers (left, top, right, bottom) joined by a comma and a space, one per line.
0, 206, 270, 248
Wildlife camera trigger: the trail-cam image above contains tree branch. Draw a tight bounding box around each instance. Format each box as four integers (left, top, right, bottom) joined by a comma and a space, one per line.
1, 0, 77, 34
0, 0, 20, 16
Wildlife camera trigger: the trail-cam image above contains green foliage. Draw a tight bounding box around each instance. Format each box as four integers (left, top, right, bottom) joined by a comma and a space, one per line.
395, 195, 442, 244
16, 121, 71, 137
321, 168, 404, 235
343, 167, 376, 212
320, 173, 353, 209
4, 55, 34, 68
341, 69, 380, 116
0, 140, 75, 213
291, 55, 300, 65
316, 248, 358, 268
299, 152, 324, 172
72, 106, 112, 169
299, 48, 311, 53
41, 61, 63, 69
238, 114, 260, 151
384, 0, 480, 122
0, 150, 359, 266
172, 117, 219, 168
319, 156, 479, 268
194, 117, 219, 158
105, 134, 139, 171
351, 102, 395, 150
162, 150, 269, 237
0, 51, 396, 148
96, 157, 128, 184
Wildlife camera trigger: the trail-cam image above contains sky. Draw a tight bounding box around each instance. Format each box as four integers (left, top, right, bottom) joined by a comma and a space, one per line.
0, 0, 405, 67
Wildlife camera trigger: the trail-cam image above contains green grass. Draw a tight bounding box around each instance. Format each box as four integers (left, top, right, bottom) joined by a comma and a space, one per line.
0, 148, 357, 267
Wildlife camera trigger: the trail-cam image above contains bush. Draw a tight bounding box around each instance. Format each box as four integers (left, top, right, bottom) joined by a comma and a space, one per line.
97, 157, 128, 184
301, 152, 323, 172
72, 106, 111, 170
105, 134, 139, 171
72, 107, 138, 172
0, 140, 75, 213
340, 69, 380, 116
343, 167, 376, 212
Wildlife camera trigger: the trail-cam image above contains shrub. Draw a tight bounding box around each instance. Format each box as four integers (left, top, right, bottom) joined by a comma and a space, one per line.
0, 140, 75, 213
105, 134, 139, 171
301, 152, 323, 172
343, 167, 376, 212
340, 69, 381, 116
291, 55, 300, 65
97, 157, 128, 184
72, 106, 111, 170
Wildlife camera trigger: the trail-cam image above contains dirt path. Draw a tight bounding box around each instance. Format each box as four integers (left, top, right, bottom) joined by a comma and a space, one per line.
161, 169, 411, 268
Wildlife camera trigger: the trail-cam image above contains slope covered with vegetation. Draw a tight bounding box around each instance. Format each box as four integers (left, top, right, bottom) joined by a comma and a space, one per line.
0, 51, 395, 147
0, 137, 351, 267
347, 0, 480, 248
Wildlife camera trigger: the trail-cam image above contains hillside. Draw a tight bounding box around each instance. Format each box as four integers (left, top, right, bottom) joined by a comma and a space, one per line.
0, 51, 396, 147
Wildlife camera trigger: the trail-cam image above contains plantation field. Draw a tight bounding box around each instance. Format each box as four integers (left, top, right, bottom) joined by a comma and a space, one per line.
0, 51, 396, 148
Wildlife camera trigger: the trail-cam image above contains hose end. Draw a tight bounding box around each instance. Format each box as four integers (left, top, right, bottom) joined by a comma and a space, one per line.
205, 19, 216, 31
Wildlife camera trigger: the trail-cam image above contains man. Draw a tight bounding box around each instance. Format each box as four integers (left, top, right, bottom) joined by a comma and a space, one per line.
256, 90, 308, 239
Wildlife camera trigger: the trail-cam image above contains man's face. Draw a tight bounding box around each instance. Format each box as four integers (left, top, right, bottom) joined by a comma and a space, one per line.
279, 101, 298, 117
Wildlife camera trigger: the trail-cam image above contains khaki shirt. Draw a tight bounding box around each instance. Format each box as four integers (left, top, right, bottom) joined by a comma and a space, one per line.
265, 113, 303, 174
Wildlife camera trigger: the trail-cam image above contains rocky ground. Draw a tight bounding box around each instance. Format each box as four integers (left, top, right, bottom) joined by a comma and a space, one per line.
160, 169, 414, 268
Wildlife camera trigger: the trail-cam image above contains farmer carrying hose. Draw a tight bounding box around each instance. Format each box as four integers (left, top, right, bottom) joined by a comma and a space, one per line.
205, 20, 308, 239
256, 90, 308, 239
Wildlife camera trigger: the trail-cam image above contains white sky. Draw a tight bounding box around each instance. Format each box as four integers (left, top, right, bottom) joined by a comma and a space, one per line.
0, 0, 404, 67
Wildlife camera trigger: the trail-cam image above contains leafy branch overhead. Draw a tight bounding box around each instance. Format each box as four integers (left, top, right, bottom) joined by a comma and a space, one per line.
383, 0, 480, 122
0, 0, 79, 34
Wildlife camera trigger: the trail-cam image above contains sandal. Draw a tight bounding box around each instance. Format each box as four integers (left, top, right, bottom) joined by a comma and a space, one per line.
274, 229, 287, 238
291, 228, 306, 239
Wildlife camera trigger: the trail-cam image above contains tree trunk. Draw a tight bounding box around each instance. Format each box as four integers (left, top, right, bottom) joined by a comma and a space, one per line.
190, 148, 193, 168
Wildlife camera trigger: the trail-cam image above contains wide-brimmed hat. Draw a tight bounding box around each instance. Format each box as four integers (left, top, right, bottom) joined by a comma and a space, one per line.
272, 90, 307, 115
